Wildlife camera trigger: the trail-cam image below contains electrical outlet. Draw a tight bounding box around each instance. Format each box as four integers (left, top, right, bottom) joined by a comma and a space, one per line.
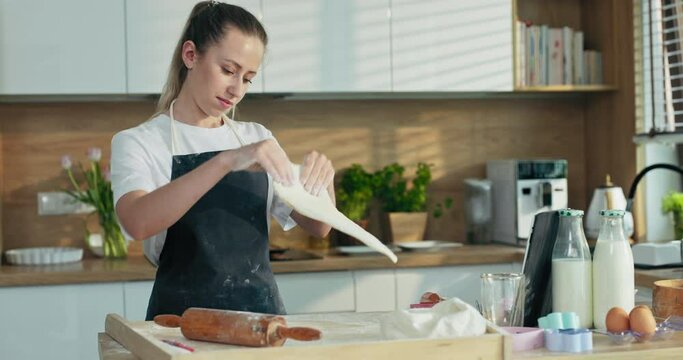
37, 192, 95, 215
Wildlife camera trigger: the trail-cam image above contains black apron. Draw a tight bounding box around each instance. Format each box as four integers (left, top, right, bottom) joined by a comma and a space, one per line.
145, 102, 286, 320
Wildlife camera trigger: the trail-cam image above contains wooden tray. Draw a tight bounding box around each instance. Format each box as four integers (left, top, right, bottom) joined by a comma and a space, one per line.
104, 311, 510, 360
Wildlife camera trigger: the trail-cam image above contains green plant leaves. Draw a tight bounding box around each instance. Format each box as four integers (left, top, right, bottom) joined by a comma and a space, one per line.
63, 159, 115, 218
337, 164, 374, 221
336, 162, 453, 219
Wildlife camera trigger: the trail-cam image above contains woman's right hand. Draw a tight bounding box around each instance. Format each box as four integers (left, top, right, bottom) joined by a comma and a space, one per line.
227, 139, 295, 185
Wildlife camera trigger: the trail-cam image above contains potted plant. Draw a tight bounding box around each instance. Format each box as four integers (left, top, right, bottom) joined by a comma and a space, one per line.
373, 162, 451, 243
334, 164, 374, 246
662, 192, 683, 239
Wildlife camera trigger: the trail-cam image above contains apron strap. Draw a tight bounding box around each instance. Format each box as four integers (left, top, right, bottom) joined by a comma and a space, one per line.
169, 99, 245, 155
169, 100, 180, 155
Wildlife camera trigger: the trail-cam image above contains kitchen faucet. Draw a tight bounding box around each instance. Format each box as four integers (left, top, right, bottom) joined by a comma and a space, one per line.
625, 163, 683, 264
626, 163, 683, 212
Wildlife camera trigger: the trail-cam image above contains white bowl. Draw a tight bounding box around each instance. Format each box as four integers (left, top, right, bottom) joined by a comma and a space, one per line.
4, 247, 83, 265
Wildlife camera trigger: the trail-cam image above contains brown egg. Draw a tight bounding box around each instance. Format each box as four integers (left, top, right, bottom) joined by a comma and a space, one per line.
629, 305, 657, 338
606, 307, 630, 333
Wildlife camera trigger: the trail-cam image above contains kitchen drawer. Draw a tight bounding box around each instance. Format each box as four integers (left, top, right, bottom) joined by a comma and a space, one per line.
276, 271, 355, 314
0, 283, 124, 360
123, 281, 155, 321
395, 263, 517, 308
354, 269, 396, 312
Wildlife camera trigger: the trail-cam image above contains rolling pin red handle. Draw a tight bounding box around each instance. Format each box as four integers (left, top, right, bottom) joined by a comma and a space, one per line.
276, 325, 322, 341
154, 314, 182, 328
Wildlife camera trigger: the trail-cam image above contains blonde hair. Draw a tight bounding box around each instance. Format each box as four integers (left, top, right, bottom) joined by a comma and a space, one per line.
155, 1, 268, 117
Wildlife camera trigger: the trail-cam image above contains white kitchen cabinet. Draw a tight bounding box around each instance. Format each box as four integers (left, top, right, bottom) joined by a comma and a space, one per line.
275, 271, 355, 314
124, 273, 359, 317
391, 0, 513, 91
354, 269, 396, 312
125, 0, 264, 94
0, 283, 124, 360
123, 280, 154, 321
0, 0, 126, 94
261, 0, 392, 92
395, 263, 517, 309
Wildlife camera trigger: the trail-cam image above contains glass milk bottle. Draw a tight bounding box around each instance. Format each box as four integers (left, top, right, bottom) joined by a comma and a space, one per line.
593, 209, 635, 329
552, 209, 593, 328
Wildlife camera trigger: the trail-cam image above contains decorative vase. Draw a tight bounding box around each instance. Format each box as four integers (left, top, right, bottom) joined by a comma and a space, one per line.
98, 211, 127, 259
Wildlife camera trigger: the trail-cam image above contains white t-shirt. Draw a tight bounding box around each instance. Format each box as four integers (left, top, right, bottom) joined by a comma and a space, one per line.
110, 113, 296, 265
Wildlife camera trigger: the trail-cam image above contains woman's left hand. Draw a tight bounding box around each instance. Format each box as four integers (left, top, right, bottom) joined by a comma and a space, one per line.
300, 150, 335, 196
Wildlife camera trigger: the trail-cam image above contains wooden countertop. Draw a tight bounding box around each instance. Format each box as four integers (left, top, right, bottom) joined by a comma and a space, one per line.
636, 267, 683, 288
0, 244, 525, 287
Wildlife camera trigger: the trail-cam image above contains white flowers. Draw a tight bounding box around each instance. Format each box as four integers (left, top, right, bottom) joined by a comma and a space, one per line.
63, 147, 102, 169
61, 155, 72, 170
87, 147, 102, 162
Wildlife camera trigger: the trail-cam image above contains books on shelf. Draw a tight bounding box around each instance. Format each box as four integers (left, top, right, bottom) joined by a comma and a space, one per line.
515, 20, 602, 88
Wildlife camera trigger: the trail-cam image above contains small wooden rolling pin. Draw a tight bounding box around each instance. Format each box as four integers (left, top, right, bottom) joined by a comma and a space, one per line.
154, 307, 321, 347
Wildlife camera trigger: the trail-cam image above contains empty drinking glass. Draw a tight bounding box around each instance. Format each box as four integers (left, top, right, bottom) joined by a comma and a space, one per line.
480, 273, 526, 326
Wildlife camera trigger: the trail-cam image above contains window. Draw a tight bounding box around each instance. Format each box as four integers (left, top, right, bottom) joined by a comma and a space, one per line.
637, 0, 683, 140
635, 0, 682, 241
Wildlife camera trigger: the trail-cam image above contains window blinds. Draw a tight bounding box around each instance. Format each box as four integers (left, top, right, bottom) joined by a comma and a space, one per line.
636, 0, 683, 142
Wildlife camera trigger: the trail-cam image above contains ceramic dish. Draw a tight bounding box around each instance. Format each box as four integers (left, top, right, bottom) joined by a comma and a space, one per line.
5, 247, 83, 265
397, 240, 463, 252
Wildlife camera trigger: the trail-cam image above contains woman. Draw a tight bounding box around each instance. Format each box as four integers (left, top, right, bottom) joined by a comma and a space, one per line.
111, 1, 335, 319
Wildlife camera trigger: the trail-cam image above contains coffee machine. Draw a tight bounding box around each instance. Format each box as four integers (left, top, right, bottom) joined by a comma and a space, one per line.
487, 159, 568, 246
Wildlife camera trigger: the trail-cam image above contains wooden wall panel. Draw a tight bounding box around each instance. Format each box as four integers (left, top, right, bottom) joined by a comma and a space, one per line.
582, 0, 638, 237
0, 98, 586, 256
516, 0, 582, 29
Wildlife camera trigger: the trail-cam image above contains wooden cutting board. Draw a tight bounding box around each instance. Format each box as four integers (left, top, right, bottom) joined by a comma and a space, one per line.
105, 311, 510, 360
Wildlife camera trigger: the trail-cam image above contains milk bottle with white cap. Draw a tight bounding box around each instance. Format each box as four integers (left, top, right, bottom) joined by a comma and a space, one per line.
593, 209, 634, 329
551, 209, 593, 328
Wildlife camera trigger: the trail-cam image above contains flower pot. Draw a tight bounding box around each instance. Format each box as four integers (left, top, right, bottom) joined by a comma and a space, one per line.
653, 279, 683, 318
382, 212, 428, 244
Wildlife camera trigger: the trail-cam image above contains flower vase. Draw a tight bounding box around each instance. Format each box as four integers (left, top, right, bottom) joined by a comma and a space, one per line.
100, 213, 127, 259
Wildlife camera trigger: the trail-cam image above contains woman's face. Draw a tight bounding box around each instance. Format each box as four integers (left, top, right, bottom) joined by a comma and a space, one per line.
183, 27, 264, 117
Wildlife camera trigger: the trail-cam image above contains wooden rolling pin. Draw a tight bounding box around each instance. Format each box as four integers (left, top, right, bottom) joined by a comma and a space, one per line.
154, 307, 321, 347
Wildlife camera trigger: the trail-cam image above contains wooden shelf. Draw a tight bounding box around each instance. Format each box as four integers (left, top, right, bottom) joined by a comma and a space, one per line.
514, 84, 617, 93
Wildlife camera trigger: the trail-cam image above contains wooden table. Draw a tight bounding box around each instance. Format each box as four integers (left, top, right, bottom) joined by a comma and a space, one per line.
99, 312, 683, 360
101, 312, 510, 360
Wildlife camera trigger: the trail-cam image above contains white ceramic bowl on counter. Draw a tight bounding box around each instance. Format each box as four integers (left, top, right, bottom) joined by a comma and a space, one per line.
4, 246, 83, 265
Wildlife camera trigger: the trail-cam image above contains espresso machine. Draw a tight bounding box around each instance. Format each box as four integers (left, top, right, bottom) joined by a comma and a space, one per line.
487, 159, 568, 246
